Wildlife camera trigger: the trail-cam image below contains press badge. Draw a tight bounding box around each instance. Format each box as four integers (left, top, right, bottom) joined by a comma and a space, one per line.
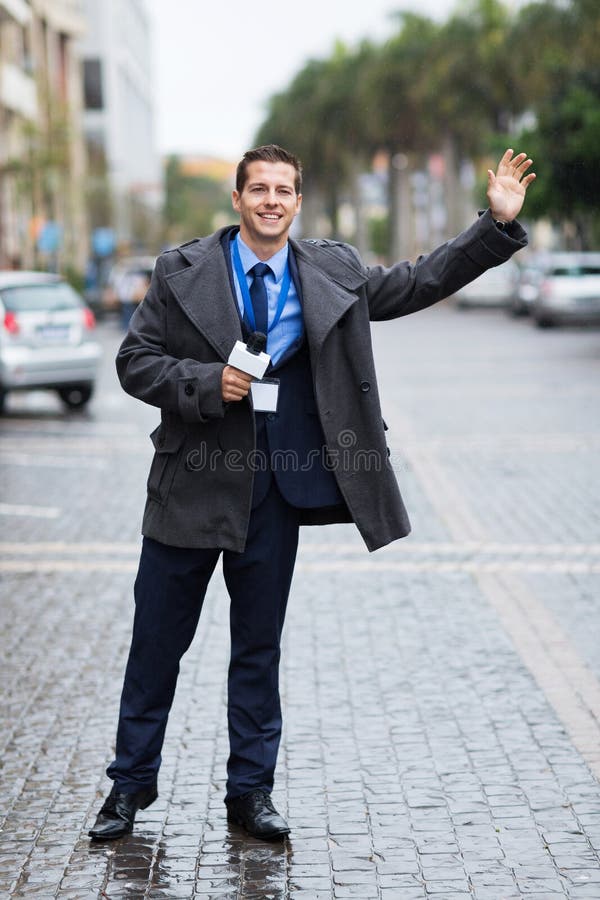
250, 378, 280, 413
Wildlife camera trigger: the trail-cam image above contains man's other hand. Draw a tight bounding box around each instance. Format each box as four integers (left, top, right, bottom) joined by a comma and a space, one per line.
487, 149, 536, 223
222, 365, 253, 402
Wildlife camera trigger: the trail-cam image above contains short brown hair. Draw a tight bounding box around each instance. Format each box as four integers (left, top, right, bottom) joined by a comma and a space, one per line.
236, 144, 303, 194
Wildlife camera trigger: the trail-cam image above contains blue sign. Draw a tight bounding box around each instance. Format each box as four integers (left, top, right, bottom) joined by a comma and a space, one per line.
92, 227, 116, 258
37, 221, 62, 253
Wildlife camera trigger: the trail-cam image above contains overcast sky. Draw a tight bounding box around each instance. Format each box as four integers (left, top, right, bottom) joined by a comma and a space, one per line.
147, 0, 462, 160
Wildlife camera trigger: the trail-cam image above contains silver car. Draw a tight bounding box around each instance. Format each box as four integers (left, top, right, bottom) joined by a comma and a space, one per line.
0, 271, 102, 413
507, 256, 547, 317
532, 253, 600, 327
453, 260, 520, 308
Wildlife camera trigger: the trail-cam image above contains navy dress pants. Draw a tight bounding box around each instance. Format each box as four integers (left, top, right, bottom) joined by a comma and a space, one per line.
106, 481, 300, 801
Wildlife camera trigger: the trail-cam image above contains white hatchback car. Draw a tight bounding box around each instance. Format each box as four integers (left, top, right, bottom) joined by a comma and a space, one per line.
531, 253, 600, 327
453, 260, 520, 308
0, 271, 102, 413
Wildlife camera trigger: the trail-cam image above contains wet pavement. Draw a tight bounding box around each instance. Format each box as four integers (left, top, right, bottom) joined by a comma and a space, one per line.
1, 303, 600, 898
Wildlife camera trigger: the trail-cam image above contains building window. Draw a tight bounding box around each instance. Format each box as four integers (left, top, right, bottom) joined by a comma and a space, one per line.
83, 58, 104, 110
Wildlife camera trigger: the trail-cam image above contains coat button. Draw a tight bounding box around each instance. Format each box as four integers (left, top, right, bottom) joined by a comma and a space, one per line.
184, 383, 194, 396
266, 413, 276, 421
337, 317, 346, 328
360, 381, 370, 392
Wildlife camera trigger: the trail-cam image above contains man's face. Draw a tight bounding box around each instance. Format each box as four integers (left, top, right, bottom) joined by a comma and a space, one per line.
232, 161, 302, 251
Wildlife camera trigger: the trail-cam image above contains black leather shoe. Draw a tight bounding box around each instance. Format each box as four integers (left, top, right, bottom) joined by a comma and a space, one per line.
88, 784, 158, 840
226, 789, 290, 840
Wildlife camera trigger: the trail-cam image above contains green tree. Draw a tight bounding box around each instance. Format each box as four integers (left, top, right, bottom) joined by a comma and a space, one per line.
432, 0, 523, 147
256, 41, 376, 238
163, 156, 232, 246
512, 0, 600, 245
517, 76, 600, 247
361, 13, 439, 256
254, 0, 600, 251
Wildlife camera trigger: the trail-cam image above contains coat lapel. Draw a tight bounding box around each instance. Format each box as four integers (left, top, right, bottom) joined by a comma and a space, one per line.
163, 229, 368, 364
291, 239, 367, 359
165, 232, 242, 362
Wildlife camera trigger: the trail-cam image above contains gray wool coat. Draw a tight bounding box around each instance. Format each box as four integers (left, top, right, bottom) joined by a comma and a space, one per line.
116, 210, 527, 552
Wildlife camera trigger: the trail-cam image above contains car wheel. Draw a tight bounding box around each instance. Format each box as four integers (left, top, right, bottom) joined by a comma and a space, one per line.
57, 383, 94, 409
534, 313, 555, 328
508, 300, 525, 317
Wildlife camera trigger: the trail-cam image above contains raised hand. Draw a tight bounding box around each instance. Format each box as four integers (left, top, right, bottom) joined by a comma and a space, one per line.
487, 149, 536, 223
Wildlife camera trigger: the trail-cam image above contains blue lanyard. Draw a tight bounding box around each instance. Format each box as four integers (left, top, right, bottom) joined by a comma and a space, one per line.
232, 237, 292, 333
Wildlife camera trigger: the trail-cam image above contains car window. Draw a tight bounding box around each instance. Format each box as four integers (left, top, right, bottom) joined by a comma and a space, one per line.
549, 266, 600, 277
0, 282, 83, 312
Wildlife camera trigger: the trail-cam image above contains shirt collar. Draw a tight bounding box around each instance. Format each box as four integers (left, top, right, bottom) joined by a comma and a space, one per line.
235, 233, 289, 284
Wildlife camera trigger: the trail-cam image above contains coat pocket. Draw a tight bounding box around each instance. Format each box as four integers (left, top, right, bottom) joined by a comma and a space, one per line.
147, 424, 187, 505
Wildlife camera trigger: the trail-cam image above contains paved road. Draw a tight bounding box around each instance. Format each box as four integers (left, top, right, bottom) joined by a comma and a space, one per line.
1, 302, 600, 899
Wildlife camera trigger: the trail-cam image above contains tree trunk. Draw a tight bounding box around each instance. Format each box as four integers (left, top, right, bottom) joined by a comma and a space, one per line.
388, 151, 412, 264
442, 134, 463, 239
349, 156, 368, 257
298, 180, 321, 238
327, 180, 340, 240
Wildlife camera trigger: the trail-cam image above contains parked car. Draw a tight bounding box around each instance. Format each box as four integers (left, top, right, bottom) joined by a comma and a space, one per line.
0, 271, 102, 413
507, 256, 548, 316
531, 253, 600, 327
453, 260, 519, 308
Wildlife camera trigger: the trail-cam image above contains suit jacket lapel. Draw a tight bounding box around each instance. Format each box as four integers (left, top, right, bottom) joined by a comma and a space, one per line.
164, 231, 242, 362
291, 238, 367, 360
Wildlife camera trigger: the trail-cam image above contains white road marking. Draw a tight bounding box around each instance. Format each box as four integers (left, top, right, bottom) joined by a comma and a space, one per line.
3, 540, 600, 557
0, 453, 108, 469
295, 561, 600, 573
0, 503, 61, 519
2, 558, 600, 576
0, 541, 141, 554
0, 559, 137, 572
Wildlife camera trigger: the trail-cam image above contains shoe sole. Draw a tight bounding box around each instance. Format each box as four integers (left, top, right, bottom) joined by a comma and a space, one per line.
89, 825, 133, 841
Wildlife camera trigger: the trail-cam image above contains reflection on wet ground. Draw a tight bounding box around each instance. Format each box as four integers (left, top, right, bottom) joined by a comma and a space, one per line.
85, 823, 289, 898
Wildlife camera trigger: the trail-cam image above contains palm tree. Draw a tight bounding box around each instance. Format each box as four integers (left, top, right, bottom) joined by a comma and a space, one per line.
255, 42, 375, 241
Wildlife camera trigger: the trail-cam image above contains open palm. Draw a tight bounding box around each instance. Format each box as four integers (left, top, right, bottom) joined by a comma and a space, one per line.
487, 149, 536, 222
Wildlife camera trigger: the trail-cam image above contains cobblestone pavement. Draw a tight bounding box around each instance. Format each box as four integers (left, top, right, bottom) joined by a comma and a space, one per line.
1, 303, 600, 899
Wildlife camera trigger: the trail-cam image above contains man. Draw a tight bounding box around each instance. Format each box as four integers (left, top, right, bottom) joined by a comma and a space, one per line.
89, 144, 535, 842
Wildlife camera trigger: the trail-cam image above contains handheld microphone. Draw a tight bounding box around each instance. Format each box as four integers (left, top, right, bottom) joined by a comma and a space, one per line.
246, 331, 266, 355
228, 331, 270, 379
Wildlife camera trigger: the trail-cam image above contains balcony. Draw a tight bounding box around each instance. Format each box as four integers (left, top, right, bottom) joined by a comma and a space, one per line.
36, 0, 86, 36
0, 62, 37, 119
0, 0, 32, 26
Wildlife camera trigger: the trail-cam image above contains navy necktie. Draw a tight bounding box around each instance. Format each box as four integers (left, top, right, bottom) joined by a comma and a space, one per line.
249, 262, 271, 336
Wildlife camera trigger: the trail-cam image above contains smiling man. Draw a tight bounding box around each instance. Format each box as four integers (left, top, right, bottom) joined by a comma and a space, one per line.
89, 144, 535, 842
233, 157, 302, 250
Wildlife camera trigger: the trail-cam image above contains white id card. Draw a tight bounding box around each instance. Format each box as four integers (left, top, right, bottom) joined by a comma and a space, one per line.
251, 378, 280, 413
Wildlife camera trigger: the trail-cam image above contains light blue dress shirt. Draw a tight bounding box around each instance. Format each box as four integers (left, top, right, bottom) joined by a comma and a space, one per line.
230, 233, 303, 367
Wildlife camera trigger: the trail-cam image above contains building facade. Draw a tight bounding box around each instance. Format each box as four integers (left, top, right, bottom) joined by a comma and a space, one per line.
80, 0, 161, 252
0, 0, 88, 270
